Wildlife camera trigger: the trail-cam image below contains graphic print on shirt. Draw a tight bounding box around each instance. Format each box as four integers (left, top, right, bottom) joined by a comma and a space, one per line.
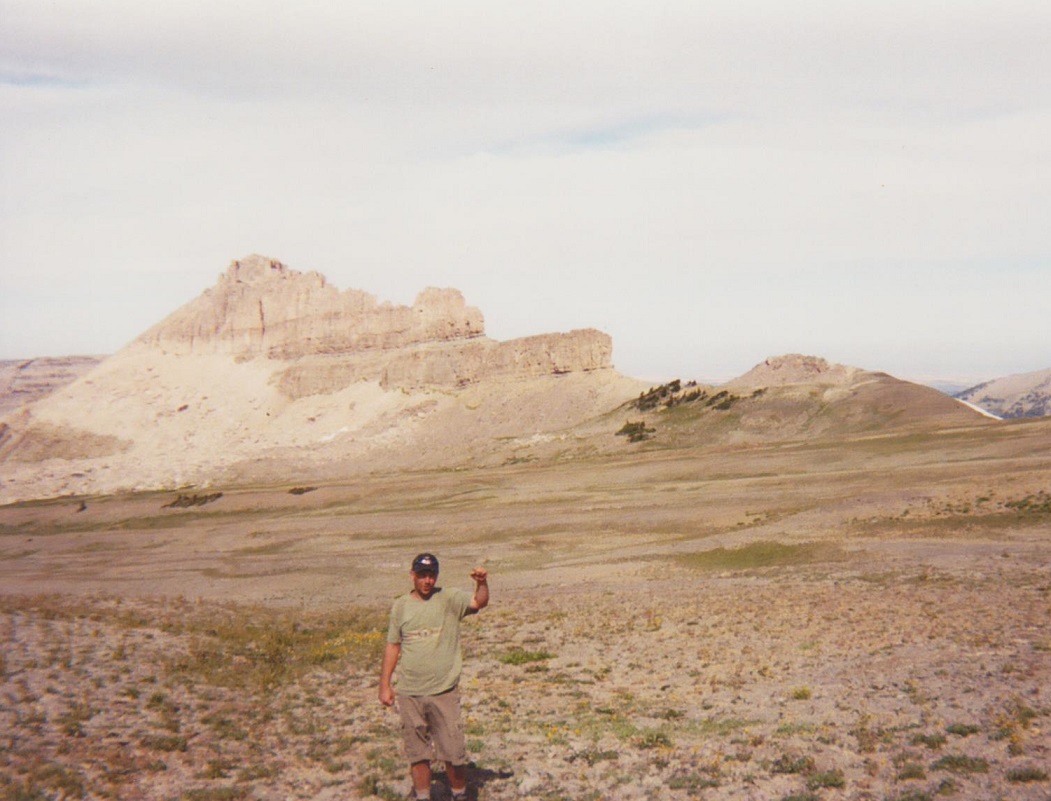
402, 625, 441, 644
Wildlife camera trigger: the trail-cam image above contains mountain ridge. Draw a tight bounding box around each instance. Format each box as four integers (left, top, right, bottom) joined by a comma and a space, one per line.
0, 256, 1008, 503
955, 367, 1051, 419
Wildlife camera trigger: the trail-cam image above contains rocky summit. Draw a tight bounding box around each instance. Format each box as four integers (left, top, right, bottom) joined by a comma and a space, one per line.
137, 254, 613, 392
136, 255, 487, 359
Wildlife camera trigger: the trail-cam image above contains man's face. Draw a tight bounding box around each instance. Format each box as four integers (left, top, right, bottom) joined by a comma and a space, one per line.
411, 569, 438, 598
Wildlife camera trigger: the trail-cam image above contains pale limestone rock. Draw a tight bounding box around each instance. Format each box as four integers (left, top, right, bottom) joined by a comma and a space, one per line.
274, 329, 612, 398
134, 254, 611, 395
136, 255, 485, 359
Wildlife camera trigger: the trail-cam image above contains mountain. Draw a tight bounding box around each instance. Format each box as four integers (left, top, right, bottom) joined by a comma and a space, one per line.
0, 258, 998, 504
954, 367, 1051, 419
0, 255, 645, 502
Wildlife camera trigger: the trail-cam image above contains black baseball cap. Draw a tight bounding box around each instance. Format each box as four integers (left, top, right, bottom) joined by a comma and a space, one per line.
412, 553, 439, 574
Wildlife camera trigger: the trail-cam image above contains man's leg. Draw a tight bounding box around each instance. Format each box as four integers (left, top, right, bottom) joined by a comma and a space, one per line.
410, 760, 432, 798
446, 762, 468, 796
427, 688, 470, 797
397, 695, 435, 799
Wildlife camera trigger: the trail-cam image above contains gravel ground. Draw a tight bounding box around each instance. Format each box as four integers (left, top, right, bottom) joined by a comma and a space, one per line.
3, 550, 1049, 801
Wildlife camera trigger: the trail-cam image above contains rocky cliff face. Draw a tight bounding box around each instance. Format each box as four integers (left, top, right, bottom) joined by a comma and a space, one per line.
275, 330, 613, 398
132, 255, 611, 394
136, 255, 487, 359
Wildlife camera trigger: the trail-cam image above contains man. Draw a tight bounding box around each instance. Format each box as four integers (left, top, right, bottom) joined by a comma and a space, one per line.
379, 553, 490, 801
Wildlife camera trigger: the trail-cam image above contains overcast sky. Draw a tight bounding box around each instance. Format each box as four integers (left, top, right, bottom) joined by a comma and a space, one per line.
1, 1, 1048, 384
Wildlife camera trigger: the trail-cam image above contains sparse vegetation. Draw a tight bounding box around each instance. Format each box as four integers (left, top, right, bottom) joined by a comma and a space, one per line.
629, 379, 743, 412
498, 647, 555, 666
678, 541, 848, 571
615, 420, 655, 442
1003, 490, 1051, 514
1006, 766, 1049, 783
930, 754, 989, 774
162, 492, 223, 508
911, 732, 947, 750
805, 769, 845, 789
771, 753, 815, 774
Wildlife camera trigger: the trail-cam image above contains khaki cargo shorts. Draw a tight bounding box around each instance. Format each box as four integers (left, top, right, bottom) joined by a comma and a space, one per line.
396, 686, 468, 765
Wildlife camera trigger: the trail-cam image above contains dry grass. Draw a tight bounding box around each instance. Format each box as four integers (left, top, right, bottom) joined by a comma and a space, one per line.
2, 556, 1050, 800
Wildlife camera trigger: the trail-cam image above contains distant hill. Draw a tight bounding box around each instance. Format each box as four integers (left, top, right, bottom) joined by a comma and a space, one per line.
955, 368, 1051, 419
597, 354, 989, 451
0, 357, 104, 417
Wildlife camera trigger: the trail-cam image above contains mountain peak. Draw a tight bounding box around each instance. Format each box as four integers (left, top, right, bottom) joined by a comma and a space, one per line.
136, 255, 485, 360
226, 254, 300, 285
726, 353, 861, 389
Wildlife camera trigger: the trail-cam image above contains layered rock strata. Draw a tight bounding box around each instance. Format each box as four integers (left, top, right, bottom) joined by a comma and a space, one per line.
276, 330, 612, 397
135, 254, 612, 395
136, 255, 486, 359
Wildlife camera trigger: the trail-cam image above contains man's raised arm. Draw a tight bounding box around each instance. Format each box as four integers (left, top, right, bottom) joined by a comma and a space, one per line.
469, 567, 489, 611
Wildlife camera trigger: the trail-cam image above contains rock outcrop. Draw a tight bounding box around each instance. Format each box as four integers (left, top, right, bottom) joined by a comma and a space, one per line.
724, 354, 861, 389
136, 255, 486, 359
134, 254, 612, 394
275, 329, 613, 398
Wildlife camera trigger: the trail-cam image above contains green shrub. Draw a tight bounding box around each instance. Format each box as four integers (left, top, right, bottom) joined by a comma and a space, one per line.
930, 754, 989, 774
771, 753, 815, 774
911, 732, 946, 749
615, 420, 655, 442
498, 647, 555, 665
680, 541, 847, 571
1006, 767, 1049, 783
805, 770, 844, 789
896, 762, 926, 781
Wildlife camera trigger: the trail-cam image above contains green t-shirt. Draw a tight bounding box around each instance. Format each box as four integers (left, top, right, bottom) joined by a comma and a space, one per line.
386, 587, 473, 697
